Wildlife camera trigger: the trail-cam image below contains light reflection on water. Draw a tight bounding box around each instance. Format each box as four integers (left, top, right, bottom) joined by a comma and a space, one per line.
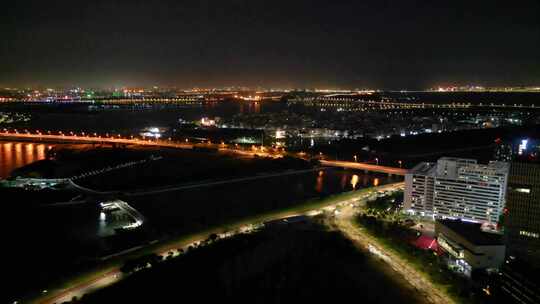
0, 141, 50, 178
129, 167, 401, 234
315, 170, 324, 192
315, 170, 383, 193
350, 174, 359, 189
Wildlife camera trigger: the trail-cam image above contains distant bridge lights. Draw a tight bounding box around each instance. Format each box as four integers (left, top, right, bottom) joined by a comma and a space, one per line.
0, 129, 283, 158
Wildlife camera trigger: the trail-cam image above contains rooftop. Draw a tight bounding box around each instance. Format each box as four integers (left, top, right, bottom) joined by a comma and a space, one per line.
409, 157, 509, 178
439, 157, 477, 164
409, 162, 435, 175
437, 219, 504, 246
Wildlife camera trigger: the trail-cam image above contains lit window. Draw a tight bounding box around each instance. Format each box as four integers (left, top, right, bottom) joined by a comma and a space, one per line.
520, 230, 540, 238
515, 188, 531, 194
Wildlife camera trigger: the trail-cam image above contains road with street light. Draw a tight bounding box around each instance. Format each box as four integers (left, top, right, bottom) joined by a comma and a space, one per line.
320, 160, 408, 176
0, 130, 285, 159
330, 203, 453, 304
29, 182, 403, 304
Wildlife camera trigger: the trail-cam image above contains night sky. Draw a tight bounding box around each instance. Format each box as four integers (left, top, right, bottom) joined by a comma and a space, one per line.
1, 0, 539, 89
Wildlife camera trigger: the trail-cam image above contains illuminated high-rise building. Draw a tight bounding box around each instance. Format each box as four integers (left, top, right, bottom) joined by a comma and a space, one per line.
404, 157, 509, 225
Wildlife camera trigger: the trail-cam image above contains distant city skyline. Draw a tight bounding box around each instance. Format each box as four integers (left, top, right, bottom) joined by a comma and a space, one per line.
1, 84, 540, 92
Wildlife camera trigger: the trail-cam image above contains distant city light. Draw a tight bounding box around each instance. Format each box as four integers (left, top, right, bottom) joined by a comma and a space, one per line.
140, 126, 164, 138
518, 139, 528, 155
275, 130, 286, 139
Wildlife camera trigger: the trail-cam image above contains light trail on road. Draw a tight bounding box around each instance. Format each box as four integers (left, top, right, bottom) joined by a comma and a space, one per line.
0, 131, 281, 159
29, 183, 404, 304
331, 204, 453, 304
320, 160, 408, 175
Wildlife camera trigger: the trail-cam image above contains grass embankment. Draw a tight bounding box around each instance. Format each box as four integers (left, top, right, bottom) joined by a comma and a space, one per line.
80, 224, 424, 303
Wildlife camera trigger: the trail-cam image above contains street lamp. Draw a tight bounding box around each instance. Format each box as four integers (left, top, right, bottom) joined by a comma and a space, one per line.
375, 157, 379, 165
354, 155, 357, 162
398, 160, 402, 168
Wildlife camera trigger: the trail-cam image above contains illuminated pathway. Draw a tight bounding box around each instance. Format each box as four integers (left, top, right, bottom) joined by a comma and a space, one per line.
331, 204, 453, 304
320, 160, 408, 176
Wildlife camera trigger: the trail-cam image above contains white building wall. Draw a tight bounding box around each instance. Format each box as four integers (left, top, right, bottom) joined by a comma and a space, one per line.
405, 158, 509, 224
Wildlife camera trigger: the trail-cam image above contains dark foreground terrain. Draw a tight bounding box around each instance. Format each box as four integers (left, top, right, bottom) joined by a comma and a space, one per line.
78, 223, 427, 304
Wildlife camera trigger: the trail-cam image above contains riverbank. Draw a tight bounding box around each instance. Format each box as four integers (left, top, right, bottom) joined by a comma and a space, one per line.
77, 221, 428, 304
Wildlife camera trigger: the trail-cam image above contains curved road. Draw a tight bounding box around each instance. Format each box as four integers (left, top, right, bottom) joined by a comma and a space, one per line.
29, 183, 403, 304
331, 204, 453, 304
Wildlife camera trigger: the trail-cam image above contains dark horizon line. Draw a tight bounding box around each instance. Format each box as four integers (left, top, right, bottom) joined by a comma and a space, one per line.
2, 84, 540, 92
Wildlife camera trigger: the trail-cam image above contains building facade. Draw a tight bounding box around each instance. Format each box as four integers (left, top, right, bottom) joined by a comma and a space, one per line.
436, 219, 505, 277
405, 157, 509, 224
505, 161, 540, 267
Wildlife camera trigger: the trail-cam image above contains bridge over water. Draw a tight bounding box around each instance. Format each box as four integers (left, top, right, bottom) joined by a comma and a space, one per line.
0, 131, 407, 176
0, 131, 194, 149
0, 130, 282, 159
320, 160, 408, 176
